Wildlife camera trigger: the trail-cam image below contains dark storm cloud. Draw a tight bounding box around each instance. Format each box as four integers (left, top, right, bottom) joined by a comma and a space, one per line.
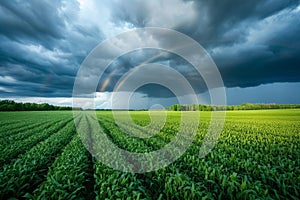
0, 0, 103, 98
0, 0, 65, 48
210, 3, 300, 88
107, 0, 300, 94
108, 0, 296, 43
97, 49, 208, 97
0, 0, 299, 99
182, 0, 296, 44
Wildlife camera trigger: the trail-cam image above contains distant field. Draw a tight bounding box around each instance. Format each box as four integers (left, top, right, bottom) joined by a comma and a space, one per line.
0, 109, 299, 199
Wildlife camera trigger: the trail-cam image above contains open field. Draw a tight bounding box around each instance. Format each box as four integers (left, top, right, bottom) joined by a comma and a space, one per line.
0, 109, 299, 199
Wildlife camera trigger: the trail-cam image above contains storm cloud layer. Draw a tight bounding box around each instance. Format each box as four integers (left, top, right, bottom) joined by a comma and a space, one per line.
0, 0, 299, 101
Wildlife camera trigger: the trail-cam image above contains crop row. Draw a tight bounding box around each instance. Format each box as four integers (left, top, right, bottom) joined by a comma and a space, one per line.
99, 117, 167, 151
31, 133, 92, 199
0, 119, 78, 199
0, 118, 61, 148
91, 117, 152, 199
0, 118, 72, 166
97, 118, 151, 153
0, 119, 22, 129
0, 120, 49, 139
0, 110, 298, 199
0, 111, 73, 139
91, 111, 300, 199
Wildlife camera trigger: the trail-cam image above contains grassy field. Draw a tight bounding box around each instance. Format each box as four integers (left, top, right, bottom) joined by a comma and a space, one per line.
0, 109, 299, 199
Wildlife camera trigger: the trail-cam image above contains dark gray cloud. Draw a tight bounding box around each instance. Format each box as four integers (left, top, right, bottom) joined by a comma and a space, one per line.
0, 0, 299, 101
96, 49, 208, 97
0, 0, 103, 98
185, 0, 295, 43
107, 0, 300, 94
0, 0, 65, 49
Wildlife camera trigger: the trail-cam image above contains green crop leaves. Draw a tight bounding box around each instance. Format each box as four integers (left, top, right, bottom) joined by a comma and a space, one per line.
32, 134, 91, 200
0, 110, 299, 199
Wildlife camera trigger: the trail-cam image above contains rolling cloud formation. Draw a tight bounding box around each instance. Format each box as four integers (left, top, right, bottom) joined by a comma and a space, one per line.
0, 0, 299, 103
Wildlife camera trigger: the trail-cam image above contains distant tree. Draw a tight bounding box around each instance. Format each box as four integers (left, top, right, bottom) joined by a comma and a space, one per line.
0, 100, 72, 111
167, 103, 300, 111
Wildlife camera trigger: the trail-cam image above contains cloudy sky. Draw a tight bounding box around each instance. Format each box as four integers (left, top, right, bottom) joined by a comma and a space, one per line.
0, 0, 299, 109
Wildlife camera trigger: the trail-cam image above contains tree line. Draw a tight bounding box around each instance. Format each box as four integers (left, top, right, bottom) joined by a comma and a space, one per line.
0, 100, 72, 111
168, 103, 300, 111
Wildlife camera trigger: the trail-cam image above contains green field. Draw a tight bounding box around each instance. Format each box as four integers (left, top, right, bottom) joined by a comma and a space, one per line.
0, 110, 299, 199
